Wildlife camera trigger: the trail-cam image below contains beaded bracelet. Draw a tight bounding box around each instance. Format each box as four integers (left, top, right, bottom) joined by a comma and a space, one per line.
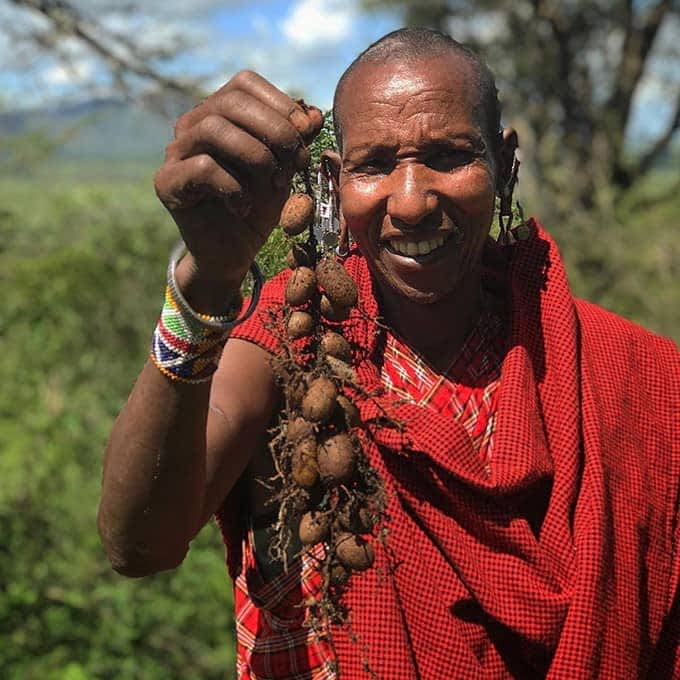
150, 242, 263, 384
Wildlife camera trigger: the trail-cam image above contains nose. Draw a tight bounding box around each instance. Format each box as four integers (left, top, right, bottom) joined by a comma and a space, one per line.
386, 163, 439, 229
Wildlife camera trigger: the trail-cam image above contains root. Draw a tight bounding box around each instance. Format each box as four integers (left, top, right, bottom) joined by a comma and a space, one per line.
257, 170, 408, 679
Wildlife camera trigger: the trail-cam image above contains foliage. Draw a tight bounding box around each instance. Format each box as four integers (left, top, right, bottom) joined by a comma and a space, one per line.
553, 171, 680, 340
1, 103, 677, 678
0, 165, 291, 679
362, 0, 680, 213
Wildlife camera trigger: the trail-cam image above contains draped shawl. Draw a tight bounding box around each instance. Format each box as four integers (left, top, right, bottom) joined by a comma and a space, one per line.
219, 219, 680, 679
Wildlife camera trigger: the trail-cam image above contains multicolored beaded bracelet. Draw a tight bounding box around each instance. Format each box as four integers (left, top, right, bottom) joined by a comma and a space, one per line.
150, 241, 263, 384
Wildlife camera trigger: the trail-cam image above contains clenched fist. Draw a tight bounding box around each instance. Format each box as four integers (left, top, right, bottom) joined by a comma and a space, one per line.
154, 70, 323, 300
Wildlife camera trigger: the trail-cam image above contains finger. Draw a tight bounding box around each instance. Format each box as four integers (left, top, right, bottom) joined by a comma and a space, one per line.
176, 70, 322, 143
166, 115, 292, 193
229, 71, 322, 141
170, 114, 274, 165
180, 90, 310, 171
154, 155, 250, 217
219, 90, 311, 169
297, 102, 324, 141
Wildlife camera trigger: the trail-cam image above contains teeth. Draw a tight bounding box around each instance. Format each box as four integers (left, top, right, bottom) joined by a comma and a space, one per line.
417, 241, 430, 255
389, 233, 448, 257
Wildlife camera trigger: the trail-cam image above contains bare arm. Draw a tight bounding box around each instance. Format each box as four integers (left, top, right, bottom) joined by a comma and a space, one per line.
97, 333, 278, 577
97, 70, 322, 577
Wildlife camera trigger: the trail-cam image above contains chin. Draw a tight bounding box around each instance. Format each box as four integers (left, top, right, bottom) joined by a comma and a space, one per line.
375, 264, 461, 306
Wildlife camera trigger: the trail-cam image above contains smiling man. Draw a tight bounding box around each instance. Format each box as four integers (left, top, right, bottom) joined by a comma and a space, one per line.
99, 28, 680, 679
325, 42, 507, 371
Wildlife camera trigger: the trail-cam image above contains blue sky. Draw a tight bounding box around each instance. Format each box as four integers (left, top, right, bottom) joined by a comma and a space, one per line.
0, 0, 402, 111
0, 0, 677, 143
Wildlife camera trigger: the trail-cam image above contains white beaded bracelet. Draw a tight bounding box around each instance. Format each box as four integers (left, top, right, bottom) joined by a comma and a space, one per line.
149, 242, 264, 383
167, 240, 263, 330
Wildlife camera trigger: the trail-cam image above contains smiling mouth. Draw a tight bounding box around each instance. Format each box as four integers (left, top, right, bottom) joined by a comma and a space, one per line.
384, 231, 454, 258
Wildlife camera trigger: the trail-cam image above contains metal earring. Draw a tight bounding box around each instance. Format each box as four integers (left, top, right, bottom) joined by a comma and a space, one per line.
497, 154, 521, 245
317, 163, 349, 256
315, 166, 336, 251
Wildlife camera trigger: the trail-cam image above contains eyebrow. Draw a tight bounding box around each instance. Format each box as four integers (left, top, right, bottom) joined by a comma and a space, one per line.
343, 143, 397, 159
426, 132, 485, 148
344, 133, 485, 161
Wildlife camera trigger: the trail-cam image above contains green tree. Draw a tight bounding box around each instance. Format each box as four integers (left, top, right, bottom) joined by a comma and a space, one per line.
0, 122, 335, 676
362, 0, 680, 214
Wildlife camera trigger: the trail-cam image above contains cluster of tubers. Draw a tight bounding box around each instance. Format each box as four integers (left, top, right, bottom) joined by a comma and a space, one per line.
267, 186, 386, 616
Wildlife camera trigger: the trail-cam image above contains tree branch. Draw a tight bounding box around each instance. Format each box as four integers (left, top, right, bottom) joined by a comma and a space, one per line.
606, 0, 673, 126
624, 91, 680, 186
531, 0, 570, 36
530, 1, 595, 136
8, 0, 204, 103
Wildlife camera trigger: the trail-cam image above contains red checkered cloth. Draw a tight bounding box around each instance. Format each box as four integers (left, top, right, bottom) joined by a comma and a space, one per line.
217, 219, 680, 679
226, 312, 504, 680
232, 528, 335, 680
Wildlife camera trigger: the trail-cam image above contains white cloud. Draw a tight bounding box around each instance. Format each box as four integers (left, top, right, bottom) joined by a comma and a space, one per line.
43, 59, 95, 85
0, 0, 393, 111
281, 0, 357, 50
70, 0, 228, 19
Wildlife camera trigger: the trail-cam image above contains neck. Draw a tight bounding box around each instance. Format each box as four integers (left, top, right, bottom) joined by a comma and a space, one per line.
377, 271, 483, 371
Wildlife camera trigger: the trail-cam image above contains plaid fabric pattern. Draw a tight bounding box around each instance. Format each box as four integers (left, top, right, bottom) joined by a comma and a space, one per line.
380, 307, 505, 464
220, 220, 680, 679
229, 326, 502, 679
232, 528, 335, 680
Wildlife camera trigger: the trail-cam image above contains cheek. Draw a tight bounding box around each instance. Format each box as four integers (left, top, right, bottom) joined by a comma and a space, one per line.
338, 178, 384, 233
448, 166, 496, 215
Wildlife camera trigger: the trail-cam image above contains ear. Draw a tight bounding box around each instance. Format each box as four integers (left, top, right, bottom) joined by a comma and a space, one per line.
497, 127, 519, 190
320, 149, 341, 194
319, 149, 349, 255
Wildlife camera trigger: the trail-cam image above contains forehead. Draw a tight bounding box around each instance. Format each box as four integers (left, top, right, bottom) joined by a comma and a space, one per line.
336, 54, 483, 147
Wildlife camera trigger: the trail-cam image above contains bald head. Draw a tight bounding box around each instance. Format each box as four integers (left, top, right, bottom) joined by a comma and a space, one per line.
332, 27, 501, 152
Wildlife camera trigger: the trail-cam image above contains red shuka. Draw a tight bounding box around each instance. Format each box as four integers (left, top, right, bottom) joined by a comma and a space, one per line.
218, 220, 680, 679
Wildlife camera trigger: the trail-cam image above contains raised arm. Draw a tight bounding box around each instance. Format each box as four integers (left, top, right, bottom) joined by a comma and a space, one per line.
97, 71, 322, 577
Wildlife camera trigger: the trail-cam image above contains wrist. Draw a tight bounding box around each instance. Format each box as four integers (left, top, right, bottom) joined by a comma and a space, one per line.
149, 241, 263, 385
175, 253, 245, 317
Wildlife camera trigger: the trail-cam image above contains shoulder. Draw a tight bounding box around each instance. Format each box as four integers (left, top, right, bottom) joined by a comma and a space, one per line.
228, 267, 292, 354
575, 298, 678, 373
516, 219, 678, 378
574, 299, 680, 442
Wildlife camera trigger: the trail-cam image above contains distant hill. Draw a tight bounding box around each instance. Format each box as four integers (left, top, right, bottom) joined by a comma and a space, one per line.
1, 96, 677, 169
0, 98, 176, 161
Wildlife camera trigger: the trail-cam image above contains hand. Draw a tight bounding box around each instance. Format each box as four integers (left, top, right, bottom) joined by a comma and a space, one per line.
154, 70, 323, 290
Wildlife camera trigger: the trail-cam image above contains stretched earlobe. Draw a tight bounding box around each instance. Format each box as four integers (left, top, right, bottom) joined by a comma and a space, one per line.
318, 150, 349, 256
496, 127, 522, 245
337, 213, 349, 257
499, 127, 519, 188
320, 149, 341, 193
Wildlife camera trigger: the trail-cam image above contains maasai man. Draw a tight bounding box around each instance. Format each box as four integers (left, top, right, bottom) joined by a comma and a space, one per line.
99, 28, 680, 679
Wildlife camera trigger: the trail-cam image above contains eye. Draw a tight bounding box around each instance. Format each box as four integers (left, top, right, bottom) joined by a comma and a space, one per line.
359, 157, 394, 175
426, 149, 475, 172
